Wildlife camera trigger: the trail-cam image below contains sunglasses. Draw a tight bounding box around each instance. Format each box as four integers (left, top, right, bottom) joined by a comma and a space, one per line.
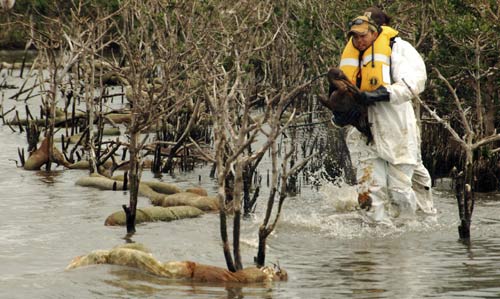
348, 18, 379, 29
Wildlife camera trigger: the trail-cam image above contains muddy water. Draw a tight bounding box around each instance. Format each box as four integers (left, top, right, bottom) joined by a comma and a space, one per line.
2, 69, 500, 299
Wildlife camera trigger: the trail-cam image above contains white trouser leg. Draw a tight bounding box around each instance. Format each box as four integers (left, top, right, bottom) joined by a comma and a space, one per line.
412, 162, 436, 214
387, 163, 417, 218
346, 128, 391, 223
355, 158, 390, 223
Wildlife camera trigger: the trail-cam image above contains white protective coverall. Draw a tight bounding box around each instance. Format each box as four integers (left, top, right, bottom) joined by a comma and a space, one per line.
343, 36, 434, 222
413, 117, 436, 215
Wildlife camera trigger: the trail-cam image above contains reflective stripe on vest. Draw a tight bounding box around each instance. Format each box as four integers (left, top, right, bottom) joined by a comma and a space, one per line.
339, 26, 398, 92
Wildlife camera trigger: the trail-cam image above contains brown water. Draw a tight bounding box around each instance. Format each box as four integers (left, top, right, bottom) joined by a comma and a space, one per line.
2, 68, 500, 299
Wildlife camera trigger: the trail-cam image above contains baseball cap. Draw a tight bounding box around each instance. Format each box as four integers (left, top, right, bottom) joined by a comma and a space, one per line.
348, 16, 379, 35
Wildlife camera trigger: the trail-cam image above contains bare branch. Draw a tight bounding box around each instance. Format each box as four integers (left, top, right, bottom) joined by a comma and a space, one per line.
402, 78, 466, 148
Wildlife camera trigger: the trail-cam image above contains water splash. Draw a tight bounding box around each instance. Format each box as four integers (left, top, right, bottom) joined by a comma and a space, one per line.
281, 170, 442, 239
319, 176, 359, 213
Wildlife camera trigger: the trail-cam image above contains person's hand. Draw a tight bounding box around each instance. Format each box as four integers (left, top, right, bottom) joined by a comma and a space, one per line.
360, 86, 390, 105
331, 109, 360, 127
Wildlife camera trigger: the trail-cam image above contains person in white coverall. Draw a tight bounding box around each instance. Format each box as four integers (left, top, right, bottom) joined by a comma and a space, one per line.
363, 6, 436, 216
331, 12, 434, 223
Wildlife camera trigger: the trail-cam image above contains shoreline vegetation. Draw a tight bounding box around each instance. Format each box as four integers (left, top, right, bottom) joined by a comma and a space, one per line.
1, 1, 498, 191
1, 0, 499, 279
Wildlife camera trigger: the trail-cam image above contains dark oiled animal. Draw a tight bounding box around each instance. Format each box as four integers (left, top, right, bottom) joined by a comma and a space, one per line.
319, 68, 373, 144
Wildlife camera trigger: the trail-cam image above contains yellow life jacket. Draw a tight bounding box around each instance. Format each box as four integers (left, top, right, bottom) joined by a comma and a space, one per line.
339, 26, 398, 91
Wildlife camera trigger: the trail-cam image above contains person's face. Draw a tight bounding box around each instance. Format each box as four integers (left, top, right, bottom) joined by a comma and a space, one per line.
352, 31, 378, 51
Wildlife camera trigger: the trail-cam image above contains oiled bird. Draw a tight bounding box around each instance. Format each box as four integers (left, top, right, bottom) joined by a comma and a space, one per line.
318, 67, 373, 144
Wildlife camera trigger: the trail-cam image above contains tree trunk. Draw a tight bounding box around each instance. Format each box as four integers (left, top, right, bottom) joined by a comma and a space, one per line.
84, 46, 98, 175
216, 136, 236, 272
457, 151, 475, 241
483, 83, 496, 136
243, 166, 260, 216
125, 131, 139, 234
255, 226, 268, 268
46, 66, 58, 171
232, 162, 243, 271
219, 201, 236, 272
242, 165, 253, 215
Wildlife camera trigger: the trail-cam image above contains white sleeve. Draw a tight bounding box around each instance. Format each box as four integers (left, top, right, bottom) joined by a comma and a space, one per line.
386, 37, 427, 104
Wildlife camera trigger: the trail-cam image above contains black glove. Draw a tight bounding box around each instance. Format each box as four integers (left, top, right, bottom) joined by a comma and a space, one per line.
360, 86, 390, 105
331, 109, 360, 127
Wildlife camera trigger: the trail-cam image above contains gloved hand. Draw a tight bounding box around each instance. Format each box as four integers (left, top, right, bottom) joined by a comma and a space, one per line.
360, 86, 390, 105
331, 109, 360, 127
